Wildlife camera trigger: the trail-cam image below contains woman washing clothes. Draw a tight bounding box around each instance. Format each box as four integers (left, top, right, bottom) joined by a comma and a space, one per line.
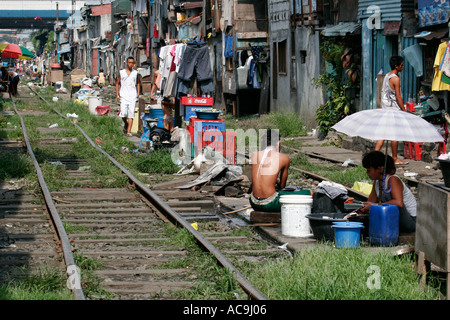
359, 151, 417, 233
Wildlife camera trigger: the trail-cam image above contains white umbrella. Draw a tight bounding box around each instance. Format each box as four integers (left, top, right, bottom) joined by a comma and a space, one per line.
331, 108, 444, 203
331, 108, 444, 143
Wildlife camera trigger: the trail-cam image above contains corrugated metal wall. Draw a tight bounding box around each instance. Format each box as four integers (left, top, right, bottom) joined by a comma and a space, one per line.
358, 0, 415, 21
400, 36, 419, 103
359, 0, 418, 109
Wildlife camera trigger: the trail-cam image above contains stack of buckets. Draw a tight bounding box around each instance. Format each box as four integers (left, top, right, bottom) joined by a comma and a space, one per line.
279, 194, 313, 237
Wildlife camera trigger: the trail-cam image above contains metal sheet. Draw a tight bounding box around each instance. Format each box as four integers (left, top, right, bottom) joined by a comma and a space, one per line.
321, 22, 361, 37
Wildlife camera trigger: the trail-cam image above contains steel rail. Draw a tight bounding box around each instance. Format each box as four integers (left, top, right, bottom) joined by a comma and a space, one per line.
30, 88, 269, 300
10, 95, 85, 300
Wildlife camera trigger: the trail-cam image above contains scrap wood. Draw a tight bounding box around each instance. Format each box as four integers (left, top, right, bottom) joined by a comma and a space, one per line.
241, 223, 279, 228
222, 205, 252, 215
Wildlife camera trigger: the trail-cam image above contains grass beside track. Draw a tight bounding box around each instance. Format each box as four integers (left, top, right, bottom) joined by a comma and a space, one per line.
246, 245, 442, 300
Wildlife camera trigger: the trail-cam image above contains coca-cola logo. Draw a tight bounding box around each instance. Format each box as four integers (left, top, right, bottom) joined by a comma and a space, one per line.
194, 98, 207, 104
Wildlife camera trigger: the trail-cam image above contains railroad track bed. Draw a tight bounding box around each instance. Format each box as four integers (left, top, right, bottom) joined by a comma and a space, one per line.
1, 90, 293, 300
2, 85, 446, 300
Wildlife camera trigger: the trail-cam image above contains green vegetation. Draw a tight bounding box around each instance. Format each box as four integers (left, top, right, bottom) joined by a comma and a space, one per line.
159, 225, 245, 299
312, 40, 358, 135
246, 246, 440, 300
289, 152, 368, 186
224, 112, 307, 138
0, 266, 73, 300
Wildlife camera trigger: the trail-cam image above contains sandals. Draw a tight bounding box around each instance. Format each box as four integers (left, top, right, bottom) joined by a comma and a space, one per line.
395, 160, 409, 165
126, 133, 132, 137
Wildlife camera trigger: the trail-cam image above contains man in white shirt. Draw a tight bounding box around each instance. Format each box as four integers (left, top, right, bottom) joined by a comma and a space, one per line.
116, 57, 140, 136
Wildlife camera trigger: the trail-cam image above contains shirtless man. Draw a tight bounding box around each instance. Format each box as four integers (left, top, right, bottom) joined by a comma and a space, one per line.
249, 130, 290, 212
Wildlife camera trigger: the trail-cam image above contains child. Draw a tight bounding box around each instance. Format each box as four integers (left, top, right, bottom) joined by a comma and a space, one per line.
360, 151, 416, 233
98, 69, 106, 89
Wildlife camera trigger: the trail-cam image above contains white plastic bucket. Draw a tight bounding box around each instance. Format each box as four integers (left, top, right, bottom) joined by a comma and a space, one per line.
88, 96, 103, 115
279, 195, 313, 237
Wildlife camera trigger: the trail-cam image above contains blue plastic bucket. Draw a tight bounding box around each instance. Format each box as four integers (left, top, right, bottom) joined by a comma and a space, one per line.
331, 221, 364, 248
369, 204, 399, 246
148, 109, 164, 128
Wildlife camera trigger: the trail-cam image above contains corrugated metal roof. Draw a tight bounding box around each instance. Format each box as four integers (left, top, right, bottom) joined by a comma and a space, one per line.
321, 22, 362, 37
358, 0, 415, 21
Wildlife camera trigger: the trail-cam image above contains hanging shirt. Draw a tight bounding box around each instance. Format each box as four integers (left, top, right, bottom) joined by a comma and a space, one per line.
432, 41, 450, 91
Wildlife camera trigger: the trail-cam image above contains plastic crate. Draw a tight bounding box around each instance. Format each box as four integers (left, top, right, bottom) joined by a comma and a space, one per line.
181, 96, 214, 106
411, 142, 423, 161
193, 121, 226, 149
402, 141, 412, 159
186, 125, 194, 143
201, 130, 225, 153
406, 102, 415, 112
197, 131, 236, 165
438, 141, 447, 155
184, 106, 214, 121
189, 117, 224, 127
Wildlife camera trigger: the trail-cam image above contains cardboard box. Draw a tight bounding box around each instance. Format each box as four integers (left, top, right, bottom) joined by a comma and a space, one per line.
50, 70, 63, 84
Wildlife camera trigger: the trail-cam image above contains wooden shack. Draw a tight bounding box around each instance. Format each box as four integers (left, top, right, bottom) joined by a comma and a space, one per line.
415, 181, 450, 299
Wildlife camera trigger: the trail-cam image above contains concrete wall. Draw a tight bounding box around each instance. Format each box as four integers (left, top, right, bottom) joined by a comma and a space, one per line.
292, 27, 325, 129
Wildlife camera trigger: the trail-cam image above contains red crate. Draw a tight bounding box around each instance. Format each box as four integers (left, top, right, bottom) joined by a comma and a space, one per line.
406, 102, 415, 112
411, 142, 423, 161
224, 131, 236, 164
402, 141, 412, 159
201, 130, 224, 153
181, 96, 214, 106
439, 141, 447, 155
197, 131, 236, 164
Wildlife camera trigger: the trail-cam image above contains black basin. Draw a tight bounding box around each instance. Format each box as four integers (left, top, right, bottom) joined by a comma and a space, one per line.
306, 212, 369, 242
306, 213, 347, 242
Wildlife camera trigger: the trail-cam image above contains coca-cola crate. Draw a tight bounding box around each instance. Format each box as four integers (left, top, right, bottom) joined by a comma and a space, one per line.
181, 96, 214, 106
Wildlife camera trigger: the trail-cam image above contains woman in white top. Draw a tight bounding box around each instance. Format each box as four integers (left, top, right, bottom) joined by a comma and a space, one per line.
360, 151, 417, 233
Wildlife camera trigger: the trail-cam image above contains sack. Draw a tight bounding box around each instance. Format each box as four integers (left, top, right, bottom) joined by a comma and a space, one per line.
150, 127, 171, 142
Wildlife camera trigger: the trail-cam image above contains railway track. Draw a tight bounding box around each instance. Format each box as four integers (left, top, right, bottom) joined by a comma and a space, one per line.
1, 87, 294, 300
2, 83, 429, 301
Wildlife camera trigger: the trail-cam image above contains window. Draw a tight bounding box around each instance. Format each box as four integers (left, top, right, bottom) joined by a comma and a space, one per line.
278, 40, 287, 74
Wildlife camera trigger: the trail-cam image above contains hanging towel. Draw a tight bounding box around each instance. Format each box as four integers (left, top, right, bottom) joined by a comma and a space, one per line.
224, 35, 233, 58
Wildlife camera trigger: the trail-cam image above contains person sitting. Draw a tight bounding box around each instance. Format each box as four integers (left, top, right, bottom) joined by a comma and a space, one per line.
249, 130, 290, 212
360, 151, 416, 233
1, 67, 20, 96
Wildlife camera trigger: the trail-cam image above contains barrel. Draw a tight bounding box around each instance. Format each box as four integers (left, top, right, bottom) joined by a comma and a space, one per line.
148, 108, 164, 128
369, 204, 399, 246
148, 109, 174, 129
